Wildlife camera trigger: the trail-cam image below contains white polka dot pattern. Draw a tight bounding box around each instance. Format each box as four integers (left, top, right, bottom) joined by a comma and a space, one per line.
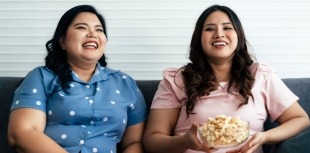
36, 101, 41, 105
129, 104, 134, 109
115, 90, 120, 94
103, 117, 108, 121
61, 134, 67, 139
10, 66, 147, 153
70, 111, 75, 116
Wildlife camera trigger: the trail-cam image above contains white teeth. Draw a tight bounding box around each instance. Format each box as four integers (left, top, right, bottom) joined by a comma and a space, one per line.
82, 42, 97, 48
213, 42, 226, 46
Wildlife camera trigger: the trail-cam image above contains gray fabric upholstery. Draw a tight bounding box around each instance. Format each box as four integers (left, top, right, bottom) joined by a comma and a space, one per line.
0, 77, 309, 153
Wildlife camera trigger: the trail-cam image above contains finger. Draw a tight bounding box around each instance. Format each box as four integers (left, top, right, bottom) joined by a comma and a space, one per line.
247, 135, 256, 147
201, 147, 218, 153
191, 122, 199, 131
242, 143, 260, 153
208, 148, 219, 153
226, 148, 241, 153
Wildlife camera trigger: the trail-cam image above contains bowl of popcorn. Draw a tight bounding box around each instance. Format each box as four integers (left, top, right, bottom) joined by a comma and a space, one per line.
197, 114, 249, 149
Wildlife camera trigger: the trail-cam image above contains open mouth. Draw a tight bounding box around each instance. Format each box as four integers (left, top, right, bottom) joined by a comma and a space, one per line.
213, 42, 227, 46
82, 42, 98, 49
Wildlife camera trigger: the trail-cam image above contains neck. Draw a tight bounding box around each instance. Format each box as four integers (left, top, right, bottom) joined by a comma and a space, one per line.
209, 62, 232, 82
69, 62, 97, 83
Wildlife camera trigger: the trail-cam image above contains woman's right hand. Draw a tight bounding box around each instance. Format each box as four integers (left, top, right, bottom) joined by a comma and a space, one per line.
182, 122, 218, 153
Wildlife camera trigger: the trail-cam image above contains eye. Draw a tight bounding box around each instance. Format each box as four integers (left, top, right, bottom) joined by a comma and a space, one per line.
96, 28, 104, 32
224, 26, 233, 30
76, 26, 86, 30
204, 27, 215, 31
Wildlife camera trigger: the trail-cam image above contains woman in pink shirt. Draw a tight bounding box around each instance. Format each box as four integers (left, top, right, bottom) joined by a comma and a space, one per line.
143, 4, 309, 153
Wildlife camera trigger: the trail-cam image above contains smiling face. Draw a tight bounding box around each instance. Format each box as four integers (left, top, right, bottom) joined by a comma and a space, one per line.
201, 11, 238, 63
61, 12, 107, 67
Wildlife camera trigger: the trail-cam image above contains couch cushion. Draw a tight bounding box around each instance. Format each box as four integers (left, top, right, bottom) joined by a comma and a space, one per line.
0, 77, 24, 153
136, 80, 160, 112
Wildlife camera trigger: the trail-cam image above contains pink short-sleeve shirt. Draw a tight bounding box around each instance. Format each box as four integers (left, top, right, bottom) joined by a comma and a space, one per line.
151, 63, 298, 153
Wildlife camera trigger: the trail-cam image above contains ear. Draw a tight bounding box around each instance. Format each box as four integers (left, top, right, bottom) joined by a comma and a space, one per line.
59, 37, 66, 50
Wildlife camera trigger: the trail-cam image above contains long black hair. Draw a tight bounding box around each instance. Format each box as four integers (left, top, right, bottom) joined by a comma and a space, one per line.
182, 5, 255, 117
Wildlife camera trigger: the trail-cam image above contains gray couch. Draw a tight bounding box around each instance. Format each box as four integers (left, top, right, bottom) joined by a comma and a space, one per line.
1, 77, 309, 153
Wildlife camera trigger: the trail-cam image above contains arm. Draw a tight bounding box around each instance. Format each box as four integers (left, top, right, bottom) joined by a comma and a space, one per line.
143, 109, 212, 153
119, 122, 145, 153
228, 101, 309, 153
143, 108, 185, 153
264, 101, 309, 143
8, 108, 68, 153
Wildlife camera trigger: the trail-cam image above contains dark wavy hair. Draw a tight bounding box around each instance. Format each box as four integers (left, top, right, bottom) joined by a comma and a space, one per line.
45, 5, 107, 90
181, 5, 255, 117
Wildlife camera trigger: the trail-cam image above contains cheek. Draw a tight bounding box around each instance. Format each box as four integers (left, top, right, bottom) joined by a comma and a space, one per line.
232, 36, 238, 48
201, 35, 212, 49
64, 34, 82, 48
99, 35, 107, 45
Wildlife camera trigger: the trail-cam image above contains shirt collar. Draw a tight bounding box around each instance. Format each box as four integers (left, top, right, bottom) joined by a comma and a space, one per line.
71, 63, 119, 84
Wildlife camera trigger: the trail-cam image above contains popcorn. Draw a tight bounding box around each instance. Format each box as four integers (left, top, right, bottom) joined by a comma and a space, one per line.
198, 114, 249, 146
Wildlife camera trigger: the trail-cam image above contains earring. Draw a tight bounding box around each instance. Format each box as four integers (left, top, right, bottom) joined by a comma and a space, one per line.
61, 43, 66, 50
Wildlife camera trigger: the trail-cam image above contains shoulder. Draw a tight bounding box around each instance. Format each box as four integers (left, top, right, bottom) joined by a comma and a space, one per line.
17, 66, 57, 94
103, 66, 137, 85
251, 63, 276, 77
250, 63, 281, 84
161, 67, 185, 88
25, 66, 56, 80
106, 67, 134, 79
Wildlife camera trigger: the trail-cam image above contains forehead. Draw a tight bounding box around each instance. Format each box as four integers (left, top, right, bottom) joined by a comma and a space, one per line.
71, 12, 101, 24
204, 11, 231, 25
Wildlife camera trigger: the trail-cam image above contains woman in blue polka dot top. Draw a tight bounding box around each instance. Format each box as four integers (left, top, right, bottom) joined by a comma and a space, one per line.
8, 5, 147, 153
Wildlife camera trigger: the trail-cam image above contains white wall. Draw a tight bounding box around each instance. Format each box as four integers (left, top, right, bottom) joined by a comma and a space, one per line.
0, 0, 309, 80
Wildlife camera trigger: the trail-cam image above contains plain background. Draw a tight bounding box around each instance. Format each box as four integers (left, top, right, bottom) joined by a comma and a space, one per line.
0, 0, 309, 80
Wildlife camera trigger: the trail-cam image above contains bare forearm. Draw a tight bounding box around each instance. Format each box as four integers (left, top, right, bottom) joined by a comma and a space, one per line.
144, 134, 188, 153
264, 117, 310, 144
122, 142, 144, 153
10, 130, 67, 153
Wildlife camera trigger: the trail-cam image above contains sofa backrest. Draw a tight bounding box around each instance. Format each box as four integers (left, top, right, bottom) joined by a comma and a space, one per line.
1, 77, 309, 153
0, 77, 24, 153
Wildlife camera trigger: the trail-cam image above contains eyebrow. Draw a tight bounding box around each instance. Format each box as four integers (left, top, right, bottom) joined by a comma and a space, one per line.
204, 22, 232, 27
73, 23, 103, 28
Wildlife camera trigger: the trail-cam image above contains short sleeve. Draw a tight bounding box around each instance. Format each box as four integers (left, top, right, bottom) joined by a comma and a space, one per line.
126, 78, 148, 126
263, 71, 299, 122
151, 68, 185, 109
11, 67, 48, 112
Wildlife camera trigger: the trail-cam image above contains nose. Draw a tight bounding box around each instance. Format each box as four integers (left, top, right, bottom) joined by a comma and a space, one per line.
214, 29, 224, 38
86, 30, 97, 38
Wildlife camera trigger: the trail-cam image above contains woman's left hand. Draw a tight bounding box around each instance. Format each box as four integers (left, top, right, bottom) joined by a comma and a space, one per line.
226, 132, 266, 153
